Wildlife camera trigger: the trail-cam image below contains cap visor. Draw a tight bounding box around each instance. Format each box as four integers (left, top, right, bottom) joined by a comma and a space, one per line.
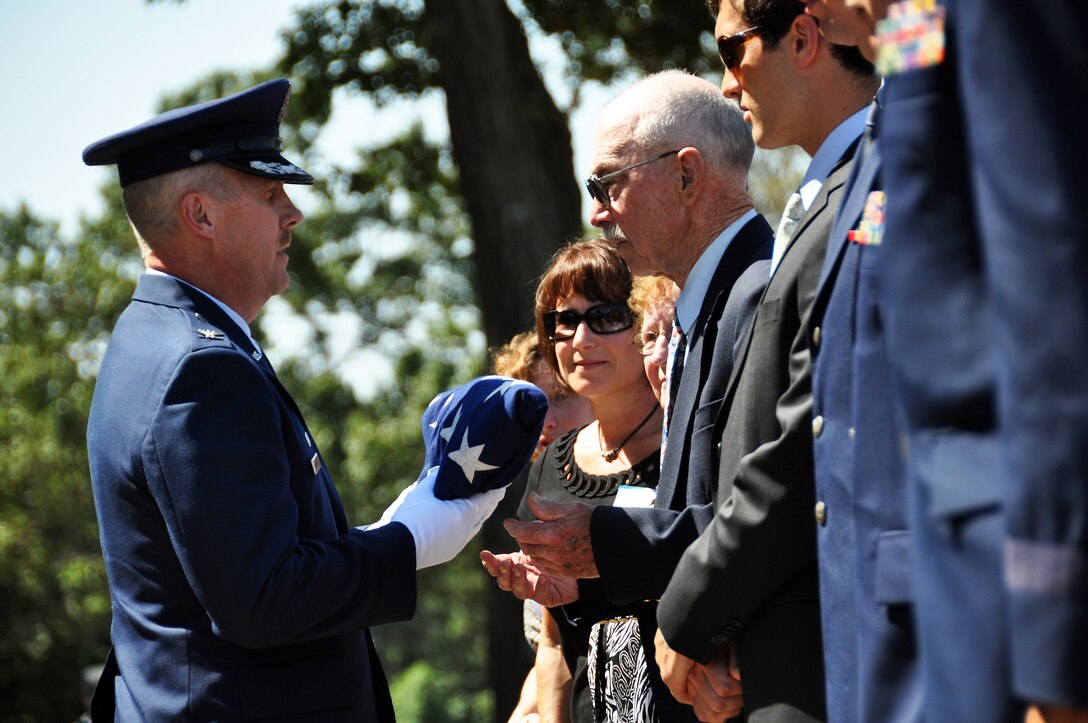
220, 153, 314, 185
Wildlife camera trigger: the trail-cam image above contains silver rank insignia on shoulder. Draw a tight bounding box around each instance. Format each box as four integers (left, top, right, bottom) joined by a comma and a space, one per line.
196, 328, 225, 340
252, 349, 262, 361
310, 452, 322, 475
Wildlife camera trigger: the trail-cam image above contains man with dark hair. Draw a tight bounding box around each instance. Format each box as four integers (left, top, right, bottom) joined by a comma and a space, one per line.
652, 0, 877, 719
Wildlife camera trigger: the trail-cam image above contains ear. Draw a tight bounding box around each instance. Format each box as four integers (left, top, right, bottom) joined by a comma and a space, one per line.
791, 12, 822, 69
179, 191, 216, 240
676, 147, 704, 204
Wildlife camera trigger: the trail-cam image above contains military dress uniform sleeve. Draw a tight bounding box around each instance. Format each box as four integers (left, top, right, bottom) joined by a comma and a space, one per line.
955, 1, 1088, 706
145, 344, 416, 648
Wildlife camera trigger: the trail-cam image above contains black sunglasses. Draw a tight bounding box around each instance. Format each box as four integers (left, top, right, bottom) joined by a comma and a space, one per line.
543, 303, 635, 341
717, 26, 761, 71
584, 149, 680, 206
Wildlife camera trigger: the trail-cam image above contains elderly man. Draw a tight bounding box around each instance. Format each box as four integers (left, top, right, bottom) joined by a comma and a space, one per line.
484, 69, 773, 722
83, 79, 503, 721
645, 1, 878, 720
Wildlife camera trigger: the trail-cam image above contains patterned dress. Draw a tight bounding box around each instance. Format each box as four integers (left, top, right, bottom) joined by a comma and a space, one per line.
519, 425, 661, 723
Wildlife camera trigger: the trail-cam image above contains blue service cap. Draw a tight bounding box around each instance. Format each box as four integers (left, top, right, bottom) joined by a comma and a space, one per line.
82, 78, 314, 187
419, 376, 548, 501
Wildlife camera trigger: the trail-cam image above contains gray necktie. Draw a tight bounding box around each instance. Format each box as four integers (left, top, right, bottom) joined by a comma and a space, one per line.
770, 191, 805, 276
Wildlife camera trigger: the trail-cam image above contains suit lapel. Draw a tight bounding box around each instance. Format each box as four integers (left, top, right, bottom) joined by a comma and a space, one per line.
715, 139, 862, 434
658, 215, 773, 509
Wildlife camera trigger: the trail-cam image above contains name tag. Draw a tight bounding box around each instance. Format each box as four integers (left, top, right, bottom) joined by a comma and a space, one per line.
614, 485, 655, 508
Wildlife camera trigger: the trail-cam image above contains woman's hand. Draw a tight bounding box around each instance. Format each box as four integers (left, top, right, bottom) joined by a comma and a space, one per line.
480, 549, 580, 607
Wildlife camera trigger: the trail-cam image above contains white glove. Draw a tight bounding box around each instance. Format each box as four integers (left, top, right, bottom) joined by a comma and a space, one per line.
368, 467, 506, 569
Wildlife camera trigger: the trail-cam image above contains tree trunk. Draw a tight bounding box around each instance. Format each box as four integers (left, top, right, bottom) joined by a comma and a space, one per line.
423, 0, 583, 349
423, 2, 583, 719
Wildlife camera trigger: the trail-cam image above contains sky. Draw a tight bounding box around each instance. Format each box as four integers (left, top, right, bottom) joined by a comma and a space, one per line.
0, 0, 610, 395
0, 0, 319, 234
0, 0, 607, 239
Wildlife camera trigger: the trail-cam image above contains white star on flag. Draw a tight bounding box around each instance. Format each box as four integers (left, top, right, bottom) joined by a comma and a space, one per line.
485, 379, 524, 402
448, 429, 498, 484
440, 406, 462, 443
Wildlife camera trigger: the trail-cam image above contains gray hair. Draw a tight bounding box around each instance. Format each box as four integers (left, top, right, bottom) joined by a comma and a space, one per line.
122, 163, 237, 255
610, 69, 754, 180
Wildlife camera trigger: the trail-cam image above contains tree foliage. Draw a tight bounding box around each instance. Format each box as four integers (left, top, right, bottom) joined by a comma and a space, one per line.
0, 192, 136, 721
3, 1, 806, 719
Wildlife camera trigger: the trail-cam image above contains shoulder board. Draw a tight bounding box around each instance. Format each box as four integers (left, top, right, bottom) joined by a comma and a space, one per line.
184, 311, 233, 349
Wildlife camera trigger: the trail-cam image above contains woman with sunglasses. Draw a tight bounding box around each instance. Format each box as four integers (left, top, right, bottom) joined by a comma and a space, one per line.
509, 239, 692, 723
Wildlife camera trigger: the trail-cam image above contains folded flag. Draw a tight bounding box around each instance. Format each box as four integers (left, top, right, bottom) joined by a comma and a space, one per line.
420, 375, 548, 500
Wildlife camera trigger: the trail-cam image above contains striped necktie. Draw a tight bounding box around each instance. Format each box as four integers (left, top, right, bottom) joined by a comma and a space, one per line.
661, 312, 687, 455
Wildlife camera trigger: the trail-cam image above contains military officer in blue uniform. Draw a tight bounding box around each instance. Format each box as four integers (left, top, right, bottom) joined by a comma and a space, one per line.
83, 78, 504, 721
878, 0, 1088, 720
802, 2, 922, 721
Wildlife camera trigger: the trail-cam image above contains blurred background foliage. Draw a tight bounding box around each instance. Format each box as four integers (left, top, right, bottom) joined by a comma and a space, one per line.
0, 0, 804, 720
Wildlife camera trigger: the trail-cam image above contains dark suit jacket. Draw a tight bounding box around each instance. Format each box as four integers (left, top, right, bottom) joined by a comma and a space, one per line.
584, 213, 774, 609
87, 274, 416, 721
562, 214, 770, 721
656, 144, 860, 722
808, 102, 922, 723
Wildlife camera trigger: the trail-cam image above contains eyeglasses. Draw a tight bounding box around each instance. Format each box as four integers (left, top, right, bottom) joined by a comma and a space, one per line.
632, 329, 671, 356
543, 303, 635, 341
717, 26, 761, 71
584, 149, 681, 206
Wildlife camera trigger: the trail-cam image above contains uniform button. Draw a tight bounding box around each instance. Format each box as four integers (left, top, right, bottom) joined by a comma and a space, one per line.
812, 415, 824, 438
812, 326, 821, 348
815, 501, 827, 525
848, 427, 856, 441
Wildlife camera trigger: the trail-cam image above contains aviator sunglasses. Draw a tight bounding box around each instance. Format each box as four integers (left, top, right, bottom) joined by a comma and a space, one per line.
584, 150, 680, 206
543, 303, 636, 341
717, 26, 761, 71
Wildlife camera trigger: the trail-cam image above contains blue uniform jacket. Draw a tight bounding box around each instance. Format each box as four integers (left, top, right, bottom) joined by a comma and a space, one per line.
88, 274, 416, 721
882, 0, 1088, 713
808, 99, 921, 723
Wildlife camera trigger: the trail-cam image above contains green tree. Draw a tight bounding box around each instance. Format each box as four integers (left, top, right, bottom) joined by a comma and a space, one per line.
0, 192, 137, 721
271, 3, 802, 717
0, 1, 807, 718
